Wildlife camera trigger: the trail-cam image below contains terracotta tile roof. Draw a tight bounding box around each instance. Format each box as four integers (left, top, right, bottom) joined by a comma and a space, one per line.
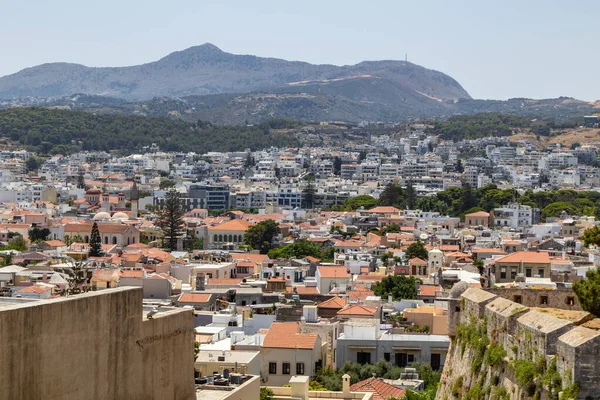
64, 222, 130, 234
418, 285, 441, 297
207, 218, 251, 232
43, 240, 66, 247
348, 289, 375, 302
231, 253, 269, 263
304, 256, 321, 263
207, 278, 243, 286
262, 322, 318, 349
317, 266, 349, 279
465, 211, 491, 217
318, 296, 347, 309
18, 285, 51, 294
285, 286, 320, 295
366, 206, 401, 214
337, 304, 376, 316
350, 377, 405, 400
472, 248, 507, 254
178, 293, 213, 304
495, 251, 551, 264
119, 270, 143, 278
409, 257, 427, 266
355, 274, 385, 282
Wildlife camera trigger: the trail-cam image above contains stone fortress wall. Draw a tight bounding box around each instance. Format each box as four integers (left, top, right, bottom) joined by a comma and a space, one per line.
440, 285, 600, 399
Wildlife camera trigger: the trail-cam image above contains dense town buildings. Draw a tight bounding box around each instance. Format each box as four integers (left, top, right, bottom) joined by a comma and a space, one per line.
2, 124, 600, 399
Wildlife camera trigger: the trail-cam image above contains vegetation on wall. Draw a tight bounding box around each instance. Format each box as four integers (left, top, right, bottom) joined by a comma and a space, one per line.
573, 268, 600, 317
451, 317, 579, 400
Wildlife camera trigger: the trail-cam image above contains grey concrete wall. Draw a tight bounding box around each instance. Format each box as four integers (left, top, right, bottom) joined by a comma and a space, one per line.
0, 287, 194, 400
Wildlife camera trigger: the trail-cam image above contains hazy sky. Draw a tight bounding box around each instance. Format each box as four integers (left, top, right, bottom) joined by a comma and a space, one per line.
2, 0, 598, 100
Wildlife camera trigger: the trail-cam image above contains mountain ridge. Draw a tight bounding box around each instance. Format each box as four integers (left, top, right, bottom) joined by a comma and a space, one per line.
0, 43, 471, 102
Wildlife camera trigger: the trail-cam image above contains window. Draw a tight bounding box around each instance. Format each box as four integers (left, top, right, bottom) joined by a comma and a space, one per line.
513, 295, 522, 304
395, 353, 408, 367
511, 269, 517, 280
538, 269, 544, 278
357, 352, 371, 365
500, 267, 506, 280
384, 353, 390, 362
282, 363, 291, 375
566, 296, 575, 306
104, 236, 109, 244
430, 353, 442, 371
214, 234, 218, 242
269, 362, 277, 374
525, 268, 532, 278
112, 237, 117, 245
540, 296, 548, 305
296, 363, 305, 375
407, 354, 415, 363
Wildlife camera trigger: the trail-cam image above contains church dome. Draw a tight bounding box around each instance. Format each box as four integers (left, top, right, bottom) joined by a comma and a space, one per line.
112, 212, 129, 220
93, 212, 111, 220
86, 188, 101, 195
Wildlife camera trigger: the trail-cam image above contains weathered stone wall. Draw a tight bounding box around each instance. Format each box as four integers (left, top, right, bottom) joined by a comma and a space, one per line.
0, 287, 195, 400
488, 288, 582, 311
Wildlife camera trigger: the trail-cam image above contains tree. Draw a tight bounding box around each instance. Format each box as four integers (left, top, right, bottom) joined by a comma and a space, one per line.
379, 183, 404, 207
582, 225, 600, 248
25, 156, 41, 173
28, 227, 50, 242
381, 224, 401, 235
268, 240, 323, 260
333, 156, 342, 175
159, 179, 176, 190
380, 252, 393, 268
302, 179, 316, 209
0, 252, 13, 266
458, 184, 477, 214
244, 220, 280, 254
88, 222, 103, 257
372, 275, 419, 300
405, 241, 429, 261
77, 170, 85, 189
455, 159, 464, 173
64, 261, 88, 295
156, 189, 185, 251
573, 269, 600, 317
406, 181, 416, 209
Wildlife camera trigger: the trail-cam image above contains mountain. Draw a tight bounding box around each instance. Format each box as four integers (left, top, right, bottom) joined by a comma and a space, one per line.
0, 43, 470, 103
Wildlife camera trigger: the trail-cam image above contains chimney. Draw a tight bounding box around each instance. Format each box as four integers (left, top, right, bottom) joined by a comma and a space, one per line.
342, 374, 351, 396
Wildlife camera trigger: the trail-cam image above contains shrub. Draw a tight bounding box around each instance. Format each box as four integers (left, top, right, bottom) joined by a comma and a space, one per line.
485, 344, 507, 368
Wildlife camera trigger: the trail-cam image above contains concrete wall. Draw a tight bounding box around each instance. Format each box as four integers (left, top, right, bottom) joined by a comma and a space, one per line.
0, 287, 195, 400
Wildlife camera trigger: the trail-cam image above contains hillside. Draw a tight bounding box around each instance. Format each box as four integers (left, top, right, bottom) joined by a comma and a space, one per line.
0, 108, 300, 155
0, 43, 470, 105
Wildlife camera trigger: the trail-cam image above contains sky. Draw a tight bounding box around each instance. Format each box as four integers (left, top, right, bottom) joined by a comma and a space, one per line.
2, 0, 598, 100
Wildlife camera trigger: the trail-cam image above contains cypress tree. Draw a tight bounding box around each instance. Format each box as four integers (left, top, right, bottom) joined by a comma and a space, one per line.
157, 189, 185, 251
89, 221, 103, 257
